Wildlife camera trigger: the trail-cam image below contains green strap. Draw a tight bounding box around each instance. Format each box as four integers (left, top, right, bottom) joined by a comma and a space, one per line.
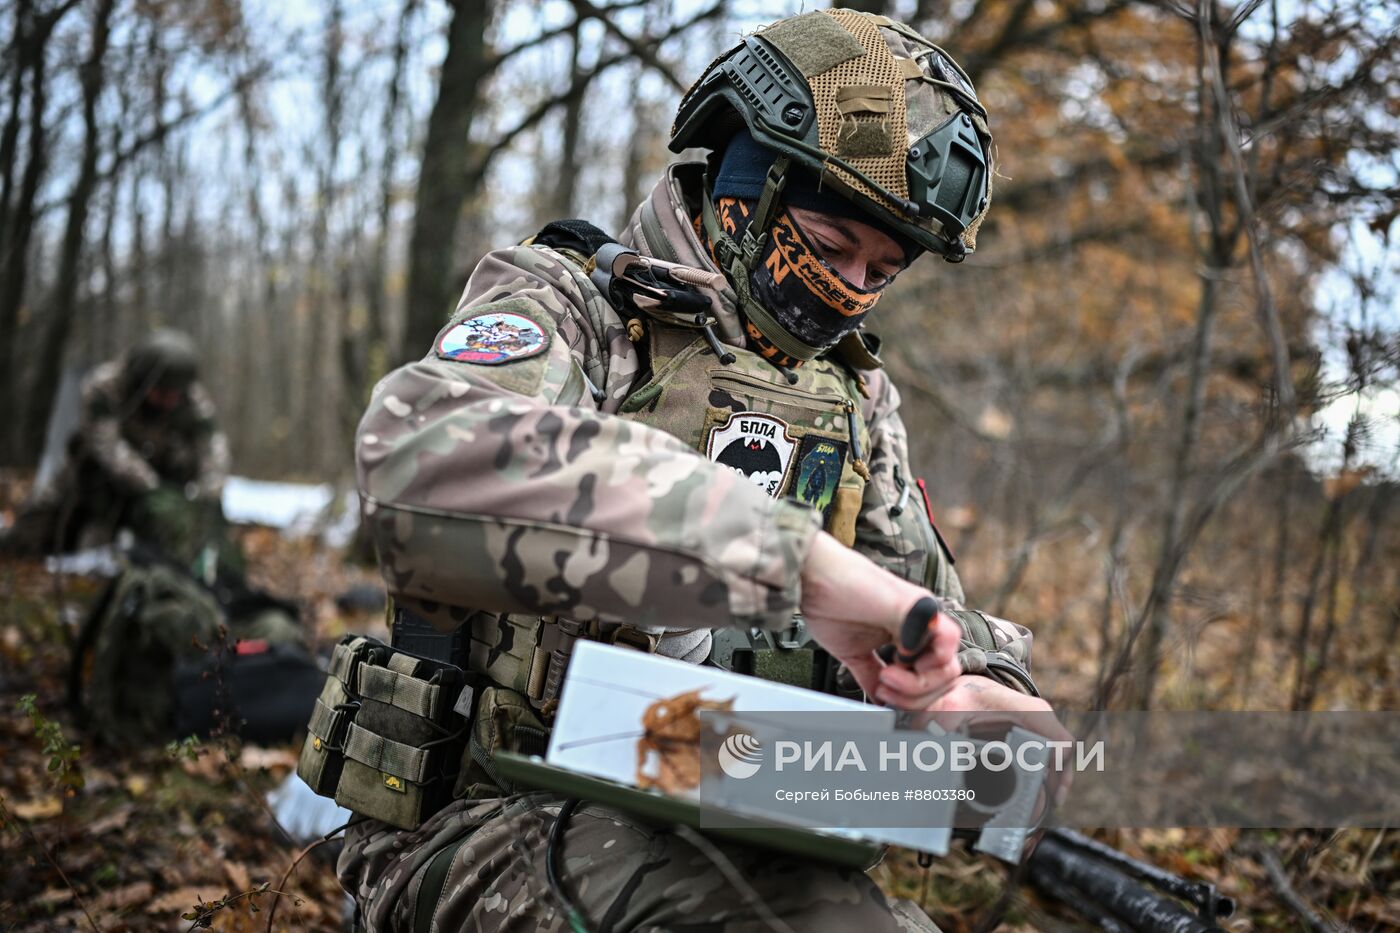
307, 698, 345, 744
699, 176, 823, 364
329, 636, 367, 687
945, 608, 997, 652
388, 653, 423, 676
342, 722, 433, 782
743, 155, 790, 266
358, 664, 440, 718
414, 836, 471, 933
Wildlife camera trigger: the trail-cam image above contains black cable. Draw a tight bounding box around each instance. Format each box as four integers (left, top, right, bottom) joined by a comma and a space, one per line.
546, 797, 590, 933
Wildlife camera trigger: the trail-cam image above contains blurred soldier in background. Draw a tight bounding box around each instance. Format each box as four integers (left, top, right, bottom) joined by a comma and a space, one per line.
3, 328, 232, 568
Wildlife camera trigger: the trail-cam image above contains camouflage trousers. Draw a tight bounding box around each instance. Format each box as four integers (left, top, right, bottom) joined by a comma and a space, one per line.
339, 793, 939, 932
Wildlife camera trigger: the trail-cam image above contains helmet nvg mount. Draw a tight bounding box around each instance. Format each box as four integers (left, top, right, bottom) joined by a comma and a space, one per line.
671, 9, 993, 263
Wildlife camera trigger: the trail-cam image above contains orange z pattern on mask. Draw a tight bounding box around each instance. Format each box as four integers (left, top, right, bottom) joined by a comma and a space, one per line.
764, 213, 882, 318
709, 197, 887, 362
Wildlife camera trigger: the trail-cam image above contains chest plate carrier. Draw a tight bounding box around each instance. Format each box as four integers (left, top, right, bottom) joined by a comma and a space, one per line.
457, 261, 873, 709
621, 324, 871, 541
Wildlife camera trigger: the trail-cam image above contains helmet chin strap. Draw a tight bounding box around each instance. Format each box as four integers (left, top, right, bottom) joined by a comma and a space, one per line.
700, 156, 827, 366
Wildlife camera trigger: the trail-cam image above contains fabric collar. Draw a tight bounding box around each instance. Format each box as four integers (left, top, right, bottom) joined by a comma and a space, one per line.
619, 162, 746, 349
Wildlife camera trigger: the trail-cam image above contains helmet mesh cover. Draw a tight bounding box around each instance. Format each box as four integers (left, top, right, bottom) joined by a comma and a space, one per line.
679, 9, 994, 253
786, 10, 910, 204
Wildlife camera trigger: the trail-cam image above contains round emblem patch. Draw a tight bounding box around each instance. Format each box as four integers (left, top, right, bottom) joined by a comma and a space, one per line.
706, 412, 796, 497
438, 312, 548, 365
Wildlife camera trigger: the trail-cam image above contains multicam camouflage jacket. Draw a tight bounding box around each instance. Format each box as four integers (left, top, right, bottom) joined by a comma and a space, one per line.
357, 162, 1034, 683
77, 361, 229, 497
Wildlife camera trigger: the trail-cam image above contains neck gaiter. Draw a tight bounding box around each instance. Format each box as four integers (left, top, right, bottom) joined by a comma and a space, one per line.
712, 197, 887, 369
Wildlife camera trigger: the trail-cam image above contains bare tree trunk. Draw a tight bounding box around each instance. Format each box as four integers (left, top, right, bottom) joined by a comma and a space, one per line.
1133, 5, 1236, 710
151, 25, 176, 326
1095, 353, 1136, 690
400, 0, 492, 363
234, 86, 270, 469
0, 0, 32, 249
1382, 575, 1400, 701
5, 2, 91, 460
0, 5, 56, 463
1299, 473, 1388, 709
93, 122, 122, 363
349, 0, 416, 435
1290, 494, 1341, 708
26, 0, 117, 456
309, 0, 345, 474
1291, 415, 1360, 709
127, 162, 148, 332
1293, 420, 1383, 706
547, 18, 586, 221
1237, 461, 1295, 704
620, 71, 653, 225
344, 0, 418, 559
1266, 464, 1295, 640
1133, 263, 1223, 708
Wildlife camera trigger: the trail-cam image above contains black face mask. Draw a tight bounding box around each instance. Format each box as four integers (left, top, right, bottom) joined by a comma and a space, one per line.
713, 197, 891, 369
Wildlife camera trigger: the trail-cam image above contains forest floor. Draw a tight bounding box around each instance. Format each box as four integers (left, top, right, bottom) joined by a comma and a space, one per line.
0, 523, 384, 932
0, 491, 1396, 930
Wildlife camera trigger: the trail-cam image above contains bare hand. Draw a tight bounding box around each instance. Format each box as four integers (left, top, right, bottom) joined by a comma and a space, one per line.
876, 672, 1065, 735
879, 673, 1074, 818
798, 532, 961, 705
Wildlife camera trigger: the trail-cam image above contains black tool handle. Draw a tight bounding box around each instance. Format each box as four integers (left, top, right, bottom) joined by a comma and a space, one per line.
896, 595, 943, 667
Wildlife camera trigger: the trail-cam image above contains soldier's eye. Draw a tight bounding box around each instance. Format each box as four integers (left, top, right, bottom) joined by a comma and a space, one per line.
869, 266, 898, 289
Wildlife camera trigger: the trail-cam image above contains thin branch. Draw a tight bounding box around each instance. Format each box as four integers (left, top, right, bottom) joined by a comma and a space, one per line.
1225, 0, 1268, 35
465, 1, 722, 185
1202, 14, 1295, 420
1251, 840, 1336, 933
1096, 427, 1297, 707
32, 62, 273, 220
568, 0, 692, 92
488, 0, 650, 73
264, 834, 342, 932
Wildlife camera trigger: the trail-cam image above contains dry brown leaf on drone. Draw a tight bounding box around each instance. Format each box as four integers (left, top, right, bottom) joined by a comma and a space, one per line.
636, 688, 733, 794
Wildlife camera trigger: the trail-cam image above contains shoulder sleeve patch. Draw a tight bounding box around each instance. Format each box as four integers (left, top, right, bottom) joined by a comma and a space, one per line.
436, 297, 552, 366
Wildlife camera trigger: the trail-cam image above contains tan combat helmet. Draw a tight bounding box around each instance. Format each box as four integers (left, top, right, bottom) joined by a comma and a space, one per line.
670, 9, 993, 262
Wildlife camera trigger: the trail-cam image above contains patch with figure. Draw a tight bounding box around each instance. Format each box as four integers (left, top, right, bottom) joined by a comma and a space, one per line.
791, 435, 847, 521
437, 311, 548, 364
706, 412, 796, 497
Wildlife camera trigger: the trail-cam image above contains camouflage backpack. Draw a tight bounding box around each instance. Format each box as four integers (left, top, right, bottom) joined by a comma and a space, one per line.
69, 555, 312, 746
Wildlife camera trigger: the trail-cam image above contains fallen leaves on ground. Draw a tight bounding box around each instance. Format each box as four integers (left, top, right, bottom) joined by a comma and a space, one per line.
0, 523, 377, 932
12, 795, 63, 820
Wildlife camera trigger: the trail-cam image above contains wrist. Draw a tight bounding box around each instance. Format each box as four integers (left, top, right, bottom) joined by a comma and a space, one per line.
801, 532, 930, 634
